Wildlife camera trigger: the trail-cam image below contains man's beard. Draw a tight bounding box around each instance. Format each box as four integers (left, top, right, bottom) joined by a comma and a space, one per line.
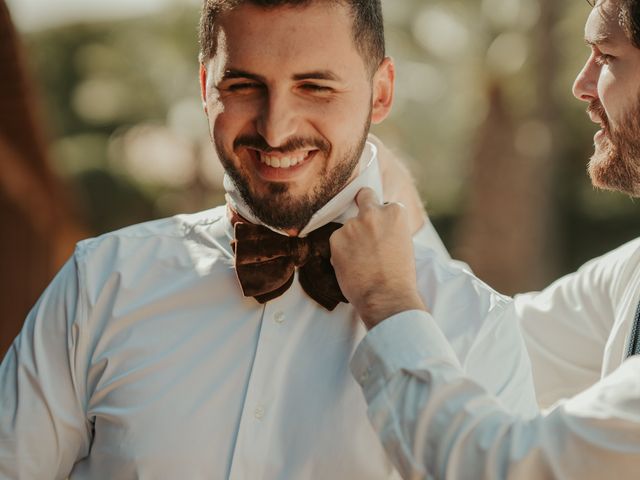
587, 96, 640, 196
217, 119, 371, 232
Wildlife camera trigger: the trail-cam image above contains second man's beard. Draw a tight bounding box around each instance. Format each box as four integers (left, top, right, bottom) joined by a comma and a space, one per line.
588, 96, 640, 197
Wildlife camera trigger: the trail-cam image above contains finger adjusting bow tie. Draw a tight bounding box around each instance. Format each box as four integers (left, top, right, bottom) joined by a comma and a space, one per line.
231, 215, 348, 311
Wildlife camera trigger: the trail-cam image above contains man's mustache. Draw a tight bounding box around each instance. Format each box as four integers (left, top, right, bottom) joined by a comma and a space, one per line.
234, 134, 331, 155
587, 100, 610, 132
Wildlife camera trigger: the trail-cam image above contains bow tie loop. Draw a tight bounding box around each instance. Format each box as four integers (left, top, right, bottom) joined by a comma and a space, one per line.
231, 214, 347, 310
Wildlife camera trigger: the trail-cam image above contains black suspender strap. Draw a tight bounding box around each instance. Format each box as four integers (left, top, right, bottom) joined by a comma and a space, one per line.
626, 299, 640, 357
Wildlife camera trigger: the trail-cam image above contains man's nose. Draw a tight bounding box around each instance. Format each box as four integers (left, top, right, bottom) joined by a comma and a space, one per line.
256, 90, 298, 148
572, 55, 599, 102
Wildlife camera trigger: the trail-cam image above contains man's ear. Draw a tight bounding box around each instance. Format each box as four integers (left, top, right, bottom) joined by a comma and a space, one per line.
199, 63, 208, 115
371, 57, 395, 124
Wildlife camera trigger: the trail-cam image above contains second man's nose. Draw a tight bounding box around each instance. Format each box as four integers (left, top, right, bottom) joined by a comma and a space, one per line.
572, 56, 599, 103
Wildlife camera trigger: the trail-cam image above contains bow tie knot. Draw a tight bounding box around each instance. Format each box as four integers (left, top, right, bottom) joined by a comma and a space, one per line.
289, 236, 312, 267
231, 215, 348, 310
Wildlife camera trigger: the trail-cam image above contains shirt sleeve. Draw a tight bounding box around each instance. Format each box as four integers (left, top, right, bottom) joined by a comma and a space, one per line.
514, 242, 636, 407
351, 311, 640, 480
0, 253, 92, 478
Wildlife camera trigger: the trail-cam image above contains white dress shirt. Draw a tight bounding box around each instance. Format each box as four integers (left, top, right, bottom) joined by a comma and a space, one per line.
0, 142, 536, 479
351, 238, 640, 480
516, 237, 640, 406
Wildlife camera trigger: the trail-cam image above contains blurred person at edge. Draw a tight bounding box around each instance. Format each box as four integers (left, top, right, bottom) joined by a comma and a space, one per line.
331, 0, 640, 478
0, 1, 539, 478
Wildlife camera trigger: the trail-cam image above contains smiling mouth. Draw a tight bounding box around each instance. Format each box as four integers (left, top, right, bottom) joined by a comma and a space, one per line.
256, 150, 316, 169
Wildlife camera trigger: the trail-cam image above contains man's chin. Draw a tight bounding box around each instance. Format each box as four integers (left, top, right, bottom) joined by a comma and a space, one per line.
243, 190, 315, 231
588, 151, 640, 197
588, 150, 615, 189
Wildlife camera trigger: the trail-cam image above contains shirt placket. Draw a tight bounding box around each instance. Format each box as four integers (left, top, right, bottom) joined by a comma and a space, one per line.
227, 294, 294, 480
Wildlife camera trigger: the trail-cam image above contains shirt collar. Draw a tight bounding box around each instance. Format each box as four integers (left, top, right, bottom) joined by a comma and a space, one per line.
224, 140, 382, 238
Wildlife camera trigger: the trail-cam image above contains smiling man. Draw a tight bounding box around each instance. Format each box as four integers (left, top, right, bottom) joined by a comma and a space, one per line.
330, 0, 640, 478
0, 1, 537, 478
199, 1, 388, 233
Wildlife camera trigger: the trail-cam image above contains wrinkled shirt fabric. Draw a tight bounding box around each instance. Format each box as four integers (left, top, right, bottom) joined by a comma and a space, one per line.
352, 238, 640, 480
0, 142, 537, 479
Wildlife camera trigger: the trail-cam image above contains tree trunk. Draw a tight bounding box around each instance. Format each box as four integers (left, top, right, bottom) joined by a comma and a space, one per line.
0, 1, 83, 356
453, 1, 561, 295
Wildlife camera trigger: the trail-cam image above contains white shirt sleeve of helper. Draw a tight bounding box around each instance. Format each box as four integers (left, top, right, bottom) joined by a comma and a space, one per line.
0, 252, 91, 478
410, 248, 538, 419
514, 239, 640, 407
351, 311, 640, 480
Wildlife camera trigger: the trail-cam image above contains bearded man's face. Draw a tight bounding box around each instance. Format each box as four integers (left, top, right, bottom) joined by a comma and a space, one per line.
199, 2, 394, 232
573, 0, 640, 195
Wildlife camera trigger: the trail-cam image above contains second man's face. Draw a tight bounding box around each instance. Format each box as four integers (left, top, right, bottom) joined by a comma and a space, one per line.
573, 0, 640, 195
200, 2, 394, 232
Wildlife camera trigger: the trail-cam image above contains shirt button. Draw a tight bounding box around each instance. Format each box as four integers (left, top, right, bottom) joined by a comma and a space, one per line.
255, 405, 265, 420
274, 311, 285, 324
360, 370, 370, 383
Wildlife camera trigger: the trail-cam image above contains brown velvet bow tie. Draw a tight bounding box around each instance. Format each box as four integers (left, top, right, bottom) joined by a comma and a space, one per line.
231, 215, 348, 311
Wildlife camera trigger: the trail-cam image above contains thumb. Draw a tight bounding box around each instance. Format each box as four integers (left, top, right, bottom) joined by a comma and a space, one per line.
355, 188, 381, 212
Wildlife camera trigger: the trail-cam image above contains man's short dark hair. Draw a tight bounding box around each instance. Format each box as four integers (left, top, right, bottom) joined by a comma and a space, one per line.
198, 0, 385, 74
620, 0, 640, 47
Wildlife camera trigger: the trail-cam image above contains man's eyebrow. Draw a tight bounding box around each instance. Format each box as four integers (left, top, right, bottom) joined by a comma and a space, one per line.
222, 69, 266, 82
585, 31, 614, 46
221, 69, 341, 82
292, 70, 340, 81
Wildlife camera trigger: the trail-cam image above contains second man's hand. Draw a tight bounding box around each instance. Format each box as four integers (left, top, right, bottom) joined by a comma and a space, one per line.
330, 188, 427, 330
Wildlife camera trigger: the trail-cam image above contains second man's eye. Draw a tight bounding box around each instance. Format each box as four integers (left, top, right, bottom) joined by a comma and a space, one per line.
594, 52, 614, 67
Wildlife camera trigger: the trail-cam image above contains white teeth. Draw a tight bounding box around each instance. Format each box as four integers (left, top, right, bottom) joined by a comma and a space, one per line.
260, 153, 308, 168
